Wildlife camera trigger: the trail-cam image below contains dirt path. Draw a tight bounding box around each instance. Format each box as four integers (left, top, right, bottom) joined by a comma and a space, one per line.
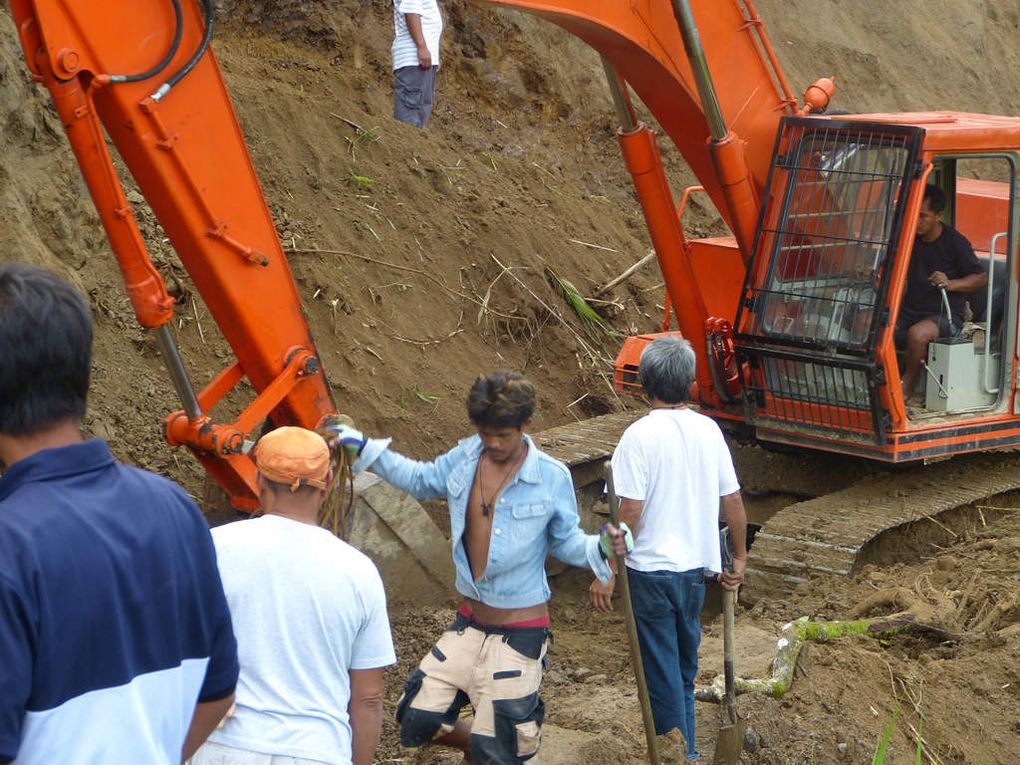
380, 500, 1020, 764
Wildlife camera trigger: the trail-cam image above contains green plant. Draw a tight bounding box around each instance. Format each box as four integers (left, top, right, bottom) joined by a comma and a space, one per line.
344, 127, 380, 162
871, 700, 901, 764
348, 172, 376, 189
412, 386, 444, 405
544, 265, 621, 338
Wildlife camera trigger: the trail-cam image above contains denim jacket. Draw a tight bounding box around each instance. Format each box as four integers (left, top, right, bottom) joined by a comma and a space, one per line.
353, 433, 612, 609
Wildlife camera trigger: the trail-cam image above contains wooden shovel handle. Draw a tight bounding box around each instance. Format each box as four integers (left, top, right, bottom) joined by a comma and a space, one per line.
605, 461, 661, 765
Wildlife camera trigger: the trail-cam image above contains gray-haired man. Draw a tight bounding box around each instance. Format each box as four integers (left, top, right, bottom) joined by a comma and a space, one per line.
589, 336, 747, 761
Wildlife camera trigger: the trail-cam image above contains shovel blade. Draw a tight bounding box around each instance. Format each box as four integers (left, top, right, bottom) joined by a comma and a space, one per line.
712, 719, 746, 764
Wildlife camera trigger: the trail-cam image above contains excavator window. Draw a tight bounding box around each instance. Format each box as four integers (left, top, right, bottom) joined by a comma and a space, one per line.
742, 122, 926, 352
736, 119, 925, 442
748, 121, 921, 356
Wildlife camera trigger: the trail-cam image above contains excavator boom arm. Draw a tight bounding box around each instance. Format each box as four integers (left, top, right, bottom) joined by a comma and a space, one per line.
9, 0, 336, 508
472, 0, 804, 235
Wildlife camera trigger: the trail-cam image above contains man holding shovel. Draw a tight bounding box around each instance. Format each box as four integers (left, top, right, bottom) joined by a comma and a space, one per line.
590, 336, 747, 761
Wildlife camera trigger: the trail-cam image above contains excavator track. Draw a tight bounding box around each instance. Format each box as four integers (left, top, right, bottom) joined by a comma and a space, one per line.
745, 451, 1020, 599
533, 411, 642, 490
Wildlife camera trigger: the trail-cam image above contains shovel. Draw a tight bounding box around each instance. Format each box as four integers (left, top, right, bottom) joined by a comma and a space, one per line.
605, 462, 661, 765
712, 527, 746, 764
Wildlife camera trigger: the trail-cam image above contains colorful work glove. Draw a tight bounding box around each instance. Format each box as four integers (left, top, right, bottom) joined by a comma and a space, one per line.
598, 522, 634, 559
317, 415, 367, 459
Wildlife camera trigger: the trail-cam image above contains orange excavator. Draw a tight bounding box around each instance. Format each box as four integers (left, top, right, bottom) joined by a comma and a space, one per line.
474, 0, 1020, 464
9, 1, 1020, 585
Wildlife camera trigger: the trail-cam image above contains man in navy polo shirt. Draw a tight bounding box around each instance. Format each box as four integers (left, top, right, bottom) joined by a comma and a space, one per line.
0, 263, 239, 764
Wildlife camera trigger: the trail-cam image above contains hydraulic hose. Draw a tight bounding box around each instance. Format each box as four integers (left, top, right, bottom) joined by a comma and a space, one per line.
151, 0, 215, 102
107, 0, 183, 83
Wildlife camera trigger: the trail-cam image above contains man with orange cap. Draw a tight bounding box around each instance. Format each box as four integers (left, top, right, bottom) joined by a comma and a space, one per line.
192, 427, 396, 765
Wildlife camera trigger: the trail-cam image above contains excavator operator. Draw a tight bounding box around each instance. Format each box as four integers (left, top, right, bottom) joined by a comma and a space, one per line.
896, 184, 986, 399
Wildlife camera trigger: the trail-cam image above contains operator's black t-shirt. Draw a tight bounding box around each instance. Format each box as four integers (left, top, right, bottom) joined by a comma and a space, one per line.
901, 223, 982, 324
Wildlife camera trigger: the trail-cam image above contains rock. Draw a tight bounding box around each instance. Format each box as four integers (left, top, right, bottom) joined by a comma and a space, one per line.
743, 726, 759, 752
656, 729, 687, 764
936, 555, 958, 571
571, 667, 593, 681
836, 742, 848, 757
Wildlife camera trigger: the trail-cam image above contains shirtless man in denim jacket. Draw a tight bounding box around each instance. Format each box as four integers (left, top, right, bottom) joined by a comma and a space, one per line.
326, 371, 630, 764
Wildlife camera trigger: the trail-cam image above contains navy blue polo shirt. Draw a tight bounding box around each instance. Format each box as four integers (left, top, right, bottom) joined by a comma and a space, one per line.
0, 439, 238, 763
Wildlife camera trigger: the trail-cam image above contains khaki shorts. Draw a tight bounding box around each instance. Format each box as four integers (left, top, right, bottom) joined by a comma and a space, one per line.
396, 613, 549, 763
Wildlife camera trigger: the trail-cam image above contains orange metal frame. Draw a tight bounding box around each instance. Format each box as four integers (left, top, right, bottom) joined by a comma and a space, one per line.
10, 0, 336, 509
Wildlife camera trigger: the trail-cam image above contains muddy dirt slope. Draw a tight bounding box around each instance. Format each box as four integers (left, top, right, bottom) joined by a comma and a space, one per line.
2, 2, 1020, 764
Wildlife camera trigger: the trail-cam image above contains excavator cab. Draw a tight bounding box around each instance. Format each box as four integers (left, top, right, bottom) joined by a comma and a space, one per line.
734, 115, 1020, 460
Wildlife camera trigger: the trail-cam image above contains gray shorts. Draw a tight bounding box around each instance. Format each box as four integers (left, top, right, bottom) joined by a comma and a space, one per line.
393, 65, 437, 128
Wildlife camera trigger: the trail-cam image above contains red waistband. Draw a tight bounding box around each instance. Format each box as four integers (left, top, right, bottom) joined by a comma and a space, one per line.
458, 600, 551, 629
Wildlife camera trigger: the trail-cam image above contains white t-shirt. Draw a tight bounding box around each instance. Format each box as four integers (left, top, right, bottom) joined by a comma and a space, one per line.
611, 408, 740, 574
392, 0, 443, 70
206, 515, 396, 765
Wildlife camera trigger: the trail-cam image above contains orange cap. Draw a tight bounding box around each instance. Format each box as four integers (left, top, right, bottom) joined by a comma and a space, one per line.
254, 426, 330, 492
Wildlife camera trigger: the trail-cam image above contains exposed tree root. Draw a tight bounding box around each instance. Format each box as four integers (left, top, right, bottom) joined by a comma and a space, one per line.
695, 613, 965, 703
973, 593, 1020, 632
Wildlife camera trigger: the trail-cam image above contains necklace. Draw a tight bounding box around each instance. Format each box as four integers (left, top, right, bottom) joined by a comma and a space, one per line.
474, 441, 526, 517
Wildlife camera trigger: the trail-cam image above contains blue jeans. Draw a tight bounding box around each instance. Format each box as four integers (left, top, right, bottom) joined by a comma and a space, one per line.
628, 567, 706, 760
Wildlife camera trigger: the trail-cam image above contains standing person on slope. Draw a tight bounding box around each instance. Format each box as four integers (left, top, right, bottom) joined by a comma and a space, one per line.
192, 426, 396, 765
325, 370, 631, 764
391, 0, 444, 128
590, 336, 748, 762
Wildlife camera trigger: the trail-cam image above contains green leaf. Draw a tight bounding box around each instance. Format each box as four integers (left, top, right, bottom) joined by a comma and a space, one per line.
871, 700, 902, 765
544, 264, 622, 338
412, 386, 443, 404
348, 173, 376, 188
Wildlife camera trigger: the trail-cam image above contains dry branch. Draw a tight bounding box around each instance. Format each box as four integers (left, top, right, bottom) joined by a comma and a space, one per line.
594, 249, 656, 298
568, 237, 618, 253
329, 112, 368, 134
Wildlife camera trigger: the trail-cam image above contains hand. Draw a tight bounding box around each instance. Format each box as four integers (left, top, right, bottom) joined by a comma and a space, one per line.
316, 415, 366, 459
599, 522, 634, 559
928, 271, 951, 290
417, 45, 432, 69
720, 556, 746, 593
589, 575, 616, 612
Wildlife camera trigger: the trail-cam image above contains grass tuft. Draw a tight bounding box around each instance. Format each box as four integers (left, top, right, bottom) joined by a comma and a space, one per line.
544, 265, 621, 338
871, 700, 902, 764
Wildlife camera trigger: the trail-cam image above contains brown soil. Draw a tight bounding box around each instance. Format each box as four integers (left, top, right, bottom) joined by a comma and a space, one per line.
3, 1, 1020, 763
